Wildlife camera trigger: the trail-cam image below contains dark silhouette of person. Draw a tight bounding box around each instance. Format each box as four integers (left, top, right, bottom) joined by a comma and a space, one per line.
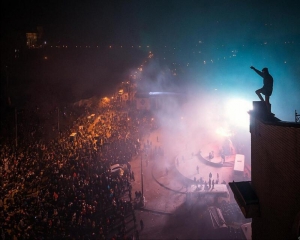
250, 66, 273, 112
135, 230, 139, 240
140, 219, 144, 230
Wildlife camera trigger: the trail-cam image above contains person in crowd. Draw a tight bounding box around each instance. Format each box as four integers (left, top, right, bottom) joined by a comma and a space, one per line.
140, 219, 144, 230
0, 97, 149, 239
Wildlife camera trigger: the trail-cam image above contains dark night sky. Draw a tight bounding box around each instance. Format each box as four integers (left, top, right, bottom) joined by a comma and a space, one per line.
1, 2, 299, 239
2, 0, 300, 45
1, 0, 300, 120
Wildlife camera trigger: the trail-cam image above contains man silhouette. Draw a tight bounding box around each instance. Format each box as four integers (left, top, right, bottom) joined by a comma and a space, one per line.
250, 66, 273, 112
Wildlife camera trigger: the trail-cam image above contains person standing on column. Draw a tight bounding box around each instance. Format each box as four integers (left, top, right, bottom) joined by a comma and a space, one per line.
250, 66, 273, 112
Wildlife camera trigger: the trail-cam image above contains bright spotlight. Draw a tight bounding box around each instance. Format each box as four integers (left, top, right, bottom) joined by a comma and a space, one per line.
225, 98, 252, 128
216, 127, 232, 137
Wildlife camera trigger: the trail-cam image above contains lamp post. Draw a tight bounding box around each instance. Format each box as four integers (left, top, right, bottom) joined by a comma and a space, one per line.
14, 107, 18, 163
57, 107, 59, 132
141, 155, 144, 197
89, 147, 91, 177
15, 108, 18, 148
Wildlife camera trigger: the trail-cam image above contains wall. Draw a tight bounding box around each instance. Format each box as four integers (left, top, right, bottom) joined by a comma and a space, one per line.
251, 118, 300, 239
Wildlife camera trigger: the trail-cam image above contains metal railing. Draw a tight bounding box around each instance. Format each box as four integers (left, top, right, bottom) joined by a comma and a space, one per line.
295, 110, 300, 123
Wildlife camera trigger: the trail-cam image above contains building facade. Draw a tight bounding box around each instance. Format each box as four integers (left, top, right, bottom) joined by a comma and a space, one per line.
230, 101, 300, 239
250, 102, 300, 239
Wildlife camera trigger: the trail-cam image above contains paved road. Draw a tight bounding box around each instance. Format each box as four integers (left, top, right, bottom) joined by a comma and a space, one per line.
127, 128, 228, 239
123, 122, 251, 239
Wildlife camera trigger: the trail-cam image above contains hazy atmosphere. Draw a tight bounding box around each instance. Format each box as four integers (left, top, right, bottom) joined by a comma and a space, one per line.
1, 0, 299, 239
2, 0, 299, 120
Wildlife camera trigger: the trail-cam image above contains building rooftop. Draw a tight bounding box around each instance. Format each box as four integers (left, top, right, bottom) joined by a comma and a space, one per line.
228, 181, 260, 218
248, 101, 300, 128
229, 181, 259, 205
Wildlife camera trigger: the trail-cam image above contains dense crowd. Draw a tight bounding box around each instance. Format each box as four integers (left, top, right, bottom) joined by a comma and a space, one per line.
0, 100, 151, 240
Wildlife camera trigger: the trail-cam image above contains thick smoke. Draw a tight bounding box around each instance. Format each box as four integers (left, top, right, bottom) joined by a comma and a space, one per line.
134, 58, 252, 198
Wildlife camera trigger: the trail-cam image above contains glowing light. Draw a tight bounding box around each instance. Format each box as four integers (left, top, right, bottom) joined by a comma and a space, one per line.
149, 92, 180, 95
216, 127, 232, 137
225, 98, 252, 128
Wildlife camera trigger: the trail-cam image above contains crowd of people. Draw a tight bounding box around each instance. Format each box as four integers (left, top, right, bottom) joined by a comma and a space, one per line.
0, 99, 152, 240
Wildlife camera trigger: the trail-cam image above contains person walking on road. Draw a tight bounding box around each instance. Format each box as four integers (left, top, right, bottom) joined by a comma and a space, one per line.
140, 219, 144, 230
135, 230, 139, 240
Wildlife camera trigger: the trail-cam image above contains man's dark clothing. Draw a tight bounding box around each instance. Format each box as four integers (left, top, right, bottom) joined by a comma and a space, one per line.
253, 69, 273, 96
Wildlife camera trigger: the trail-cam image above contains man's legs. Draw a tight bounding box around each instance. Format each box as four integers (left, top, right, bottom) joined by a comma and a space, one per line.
265, 96, 271, 112
255, 89, 264, 102
256, 89, 271, 112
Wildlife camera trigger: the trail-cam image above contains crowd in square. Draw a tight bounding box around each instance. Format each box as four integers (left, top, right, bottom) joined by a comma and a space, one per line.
0, 100, 152, 240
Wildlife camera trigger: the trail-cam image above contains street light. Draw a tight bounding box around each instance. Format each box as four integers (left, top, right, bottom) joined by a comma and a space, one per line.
141, 155, 145, 207
57, 107, 60, 137
15, 108, 18, 148
141, 155, 143, 197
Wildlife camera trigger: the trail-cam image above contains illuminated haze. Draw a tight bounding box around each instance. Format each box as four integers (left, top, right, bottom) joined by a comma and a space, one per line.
2, 0, 299, 121
1, 1, 299, 238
